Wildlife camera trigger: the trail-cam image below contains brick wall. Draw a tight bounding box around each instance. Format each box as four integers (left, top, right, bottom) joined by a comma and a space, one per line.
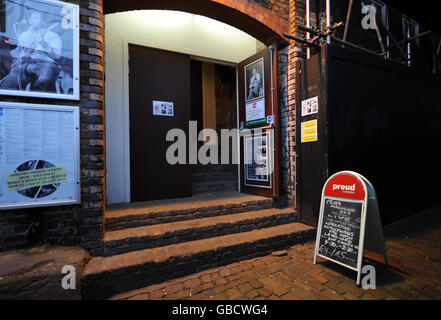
0, 0, 105, 256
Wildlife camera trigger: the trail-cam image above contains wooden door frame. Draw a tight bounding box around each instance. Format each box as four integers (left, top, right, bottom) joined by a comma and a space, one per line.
237, 45, 280, 198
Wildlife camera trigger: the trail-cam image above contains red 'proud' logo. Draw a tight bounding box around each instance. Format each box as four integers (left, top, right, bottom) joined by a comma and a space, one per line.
324, 173, 365, 200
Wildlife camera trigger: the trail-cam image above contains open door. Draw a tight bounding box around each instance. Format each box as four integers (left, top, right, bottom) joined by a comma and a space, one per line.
238, 47, 280, 198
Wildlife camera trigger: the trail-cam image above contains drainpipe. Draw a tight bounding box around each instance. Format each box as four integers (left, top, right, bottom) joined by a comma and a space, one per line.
306, 0, 311, 59
269, 44, 276, 198
326, 0, 331, 44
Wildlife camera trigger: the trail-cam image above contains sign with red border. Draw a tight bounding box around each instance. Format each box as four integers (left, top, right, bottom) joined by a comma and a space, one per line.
323, 173, 366, 200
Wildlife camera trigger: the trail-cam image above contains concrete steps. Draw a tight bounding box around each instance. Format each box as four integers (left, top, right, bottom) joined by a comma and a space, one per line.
105, 193, 274, 231
102, 207, 296, 256
82, 222, 315, 299
192, 164, 238, 193
83, 192, 314, 299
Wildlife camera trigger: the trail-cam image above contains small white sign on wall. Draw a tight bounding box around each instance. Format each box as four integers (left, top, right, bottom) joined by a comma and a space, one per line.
301, 96, 319, 117
153, 101, 174, 117
245, 98, 265, 122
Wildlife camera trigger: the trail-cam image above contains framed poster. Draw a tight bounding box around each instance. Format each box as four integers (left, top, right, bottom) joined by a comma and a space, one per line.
244, 132, 272, 189
245, 58, 264, 102
0, 102, 80, 210
0, 0, 80, 100
244, 57, 265, 126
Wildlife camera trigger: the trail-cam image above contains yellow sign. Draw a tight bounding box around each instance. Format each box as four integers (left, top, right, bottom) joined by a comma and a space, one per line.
301, 120, 318, 143
6, 167, 68, 191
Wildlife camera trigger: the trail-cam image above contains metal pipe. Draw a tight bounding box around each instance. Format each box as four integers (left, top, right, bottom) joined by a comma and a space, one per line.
343, 0, 354, 42
373, 18, 387, 58
306, 0, 311, 58
297, 24, 319, 35
332, 36, 406, 65
282, 33, 320, 48
326, 0, 331, 44
397, 30, 432, 45
269, 45, 275, 124
332, 37, 382, 57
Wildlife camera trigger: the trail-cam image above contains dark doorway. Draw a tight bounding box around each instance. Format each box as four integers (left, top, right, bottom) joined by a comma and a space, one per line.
190, 60, 239, 194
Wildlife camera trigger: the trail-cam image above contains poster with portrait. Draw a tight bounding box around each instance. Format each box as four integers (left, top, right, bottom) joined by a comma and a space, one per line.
245, 58, 264, 102
244, 57, 266, 126
0, 0, 79, 100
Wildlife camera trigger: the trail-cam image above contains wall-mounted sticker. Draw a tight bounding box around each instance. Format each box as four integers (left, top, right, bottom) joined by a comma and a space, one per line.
301, 96, 319, 117
266, 115, 273, 123
153, 100, 174, 117
301, 119, 318, 143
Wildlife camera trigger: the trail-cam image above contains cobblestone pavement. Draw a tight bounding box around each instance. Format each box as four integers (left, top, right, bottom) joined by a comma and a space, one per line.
112, 206, 441, 300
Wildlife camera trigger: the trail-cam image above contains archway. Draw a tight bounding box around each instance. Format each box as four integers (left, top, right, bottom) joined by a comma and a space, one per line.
103, 2, 290, 205
103, 0, 289, 47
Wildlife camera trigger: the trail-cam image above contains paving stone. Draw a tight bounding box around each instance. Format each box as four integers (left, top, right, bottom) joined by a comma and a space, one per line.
184, 278, 201, 289
246, 290, 260, 299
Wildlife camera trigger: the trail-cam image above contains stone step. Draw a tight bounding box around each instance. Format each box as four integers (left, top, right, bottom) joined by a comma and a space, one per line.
105, 193, 273, 231
192, 171, 237, 182
192, 180, 238, 193
82, 222, 316, 299
191, 164, 237, 173
103, 208, 297, 256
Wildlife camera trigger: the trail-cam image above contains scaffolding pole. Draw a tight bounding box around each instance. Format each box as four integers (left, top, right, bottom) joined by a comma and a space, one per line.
306, 0, 311, 59
343, 0, 354, 41
326, 0, 331, 44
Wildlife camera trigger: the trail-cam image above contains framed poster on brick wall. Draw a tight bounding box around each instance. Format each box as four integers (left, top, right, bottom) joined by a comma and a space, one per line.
0, 102, 80, 210
0, 0, 79, 100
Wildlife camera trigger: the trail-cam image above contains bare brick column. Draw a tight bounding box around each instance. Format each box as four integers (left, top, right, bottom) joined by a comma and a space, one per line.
282, 0, 306, 209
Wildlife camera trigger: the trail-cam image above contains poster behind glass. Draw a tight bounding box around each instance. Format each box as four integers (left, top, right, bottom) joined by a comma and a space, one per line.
0, 102, 80, 210
0, 0, 79, 100
244, 57, 266, 127
244, 133, 272, 189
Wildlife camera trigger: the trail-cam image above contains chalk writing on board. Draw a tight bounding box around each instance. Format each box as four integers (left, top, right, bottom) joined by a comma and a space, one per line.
318, 199, 362, 268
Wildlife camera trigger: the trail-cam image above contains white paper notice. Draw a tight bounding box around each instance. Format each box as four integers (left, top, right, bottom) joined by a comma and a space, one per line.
301, 96, 319, 117
246, 98, 265, 122
153, 101, 174, 117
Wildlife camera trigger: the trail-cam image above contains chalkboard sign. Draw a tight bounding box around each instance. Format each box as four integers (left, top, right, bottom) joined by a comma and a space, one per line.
318, 198, 362, 268
313, 171, 388, 285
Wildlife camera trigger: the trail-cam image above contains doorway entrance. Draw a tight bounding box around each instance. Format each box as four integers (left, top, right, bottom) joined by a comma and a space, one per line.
105, 10, 282, 205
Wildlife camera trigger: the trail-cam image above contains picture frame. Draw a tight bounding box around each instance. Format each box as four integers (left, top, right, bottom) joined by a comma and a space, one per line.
0, 0, 80, 100
244, 132, 272, 189
0, 101, 81, 211
244, 57, 264, 102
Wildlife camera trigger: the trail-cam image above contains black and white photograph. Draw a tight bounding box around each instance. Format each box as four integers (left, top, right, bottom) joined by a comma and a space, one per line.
245, 57, 264, 101
15, 160, 61, 199
0, 0, 79, 100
